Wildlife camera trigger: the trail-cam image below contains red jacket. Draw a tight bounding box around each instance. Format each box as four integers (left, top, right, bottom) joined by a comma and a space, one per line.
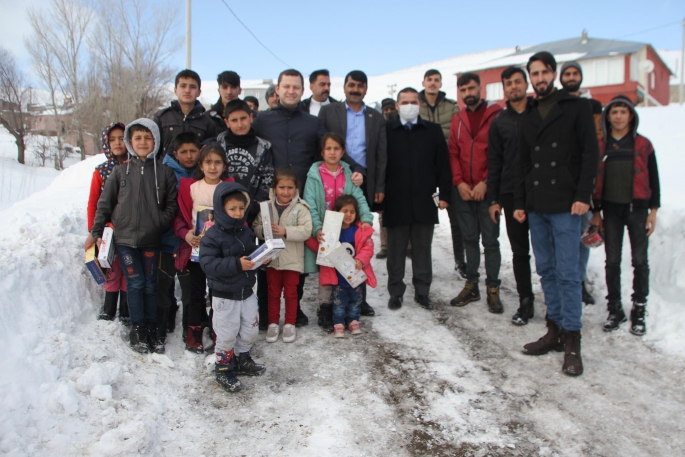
87, 171, 103, 231
304, 222, 377, 288
448, 100, 502, 188
172, 177, 234, 271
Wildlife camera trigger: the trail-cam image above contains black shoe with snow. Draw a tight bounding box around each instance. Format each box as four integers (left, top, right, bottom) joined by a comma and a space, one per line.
602, 301, 626, 332
319, 303, 334, 332
629, 303, 647, 336
147, 325, 165, 354
98, 313, 114, 321
414, 295, 434, 310
119, 317, 131, 327
511, 296, 535, 326
375, 248, 388, 259
388, 295, 403, 310
455, 262, 467, 279
486, 286, 504, 314
215, 363, 242, 392
360, 301, 375, 316
450, 281, 480, 307
582, 281, 595, 305
295, 307, 309, 327
234, 352, 266, 376
129, 325, 149, 354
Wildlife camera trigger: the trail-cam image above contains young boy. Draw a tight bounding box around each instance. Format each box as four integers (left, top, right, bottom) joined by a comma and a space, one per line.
91, 118, 178, 354
159, 132, 201, 337
199, 182, 266, 392
154, 69, 218, 158
591, 95, 660, 336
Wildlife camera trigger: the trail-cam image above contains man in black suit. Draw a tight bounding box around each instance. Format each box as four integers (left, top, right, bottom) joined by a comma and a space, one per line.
318, 70, 387, 317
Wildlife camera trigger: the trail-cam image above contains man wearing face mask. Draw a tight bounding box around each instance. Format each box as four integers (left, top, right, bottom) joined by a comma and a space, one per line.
448, 73, 504, 314
560, 60, 603, 307
384, 87, 452, 311
318, 70, 387, 317
301, 69, 338, 116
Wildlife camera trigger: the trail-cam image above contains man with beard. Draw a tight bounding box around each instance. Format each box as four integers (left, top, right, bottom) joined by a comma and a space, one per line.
513, 52, 598, 377
318, 70, 387, 318
209, 71, 242, 133
560, 61, 602, 306
448, 73, 504, 314
487, 67, 535, 325
420, 69, 465, 277
301, 69, 338, 116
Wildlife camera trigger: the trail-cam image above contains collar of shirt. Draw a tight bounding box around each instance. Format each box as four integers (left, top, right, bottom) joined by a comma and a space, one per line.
310, 98, 330, 108
400, 116, 418, 126
345, 102, 366, 115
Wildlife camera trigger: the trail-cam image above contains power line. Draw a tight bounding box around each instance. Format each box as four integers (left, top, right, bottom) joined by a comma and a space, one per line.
218, 0, 291, 67
616, 20, 681, 39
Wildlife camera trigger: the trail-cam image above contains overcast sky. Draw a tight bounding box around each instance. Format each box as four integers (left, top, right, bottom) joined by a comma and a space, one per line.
1, 0, 683, 85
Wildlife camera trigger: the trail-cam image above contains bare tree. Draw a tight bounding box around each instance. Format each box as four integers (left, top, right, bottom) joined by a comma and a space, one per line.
32, 135, 55, 167
0, 48, 32, 164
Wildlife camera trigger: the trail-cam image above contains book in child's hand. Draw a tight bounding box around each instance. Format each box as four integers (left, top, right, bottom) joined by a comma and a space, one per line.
326, 243, 368, 288
247, 239, 286, 270
316, 210, 344, 267
191, 206, 214, 262
85, 246, 106, 285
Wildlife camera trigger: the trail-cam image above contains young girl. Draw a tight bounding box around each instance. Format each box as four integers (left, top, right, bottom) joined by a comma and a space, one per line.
303, 132, 374, 332
253, 168, 313, 343
319, 195, 376, 337
84, 122, 130, 324
173, 142, 233, 353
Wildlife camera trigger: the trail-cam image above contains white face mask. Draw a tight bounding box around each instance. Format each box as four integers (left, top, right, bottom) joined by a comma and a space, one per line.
399, 104, 420, 122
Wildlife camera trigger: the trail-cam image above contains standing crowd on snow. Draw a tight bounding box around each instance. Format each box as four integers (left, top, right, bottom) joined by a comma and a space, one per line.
84, 51, 660, 391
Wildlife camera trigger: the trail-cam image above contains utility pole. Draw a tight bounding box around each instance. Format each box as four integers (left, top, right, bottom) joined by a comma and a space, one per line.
387, 83, 397, 98
680, 17, 684, 104
185, 0, 192, 69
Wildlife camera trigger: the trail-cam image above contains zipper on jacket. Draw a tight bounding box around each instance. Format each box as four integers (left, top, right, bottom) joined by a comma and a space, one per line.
236, 230, 249, 300
134, 163, 143, 247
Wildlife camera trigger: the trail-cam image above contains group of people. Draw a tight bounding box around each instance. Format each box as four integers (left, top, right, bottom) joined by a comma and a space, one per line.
84, 51, 660, 391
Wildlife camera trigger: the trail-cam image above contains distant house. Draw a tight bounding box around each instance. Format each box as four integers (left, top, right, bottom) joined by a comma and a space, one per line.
459, 31, 673, 107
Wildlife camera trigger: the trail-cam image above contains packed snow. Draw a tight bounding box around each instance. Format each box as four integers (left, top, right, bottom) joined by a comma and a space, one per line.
0, 104, 684, 456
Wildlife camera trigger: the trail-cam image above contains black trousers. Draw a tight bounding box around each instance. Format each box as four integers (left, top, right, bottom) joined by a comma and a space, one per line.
603, 202, 649, 304
187, 261, 208, 326
445, 185, 466, 265
386, 223, 435, 297
157, 252, 175, 335
500, 194, 534, 299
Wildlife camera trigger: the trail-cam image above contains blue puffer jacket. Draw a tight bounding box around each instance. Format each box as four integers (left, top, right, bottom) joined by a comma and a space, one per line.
199, 182, 257, 300
159, 154, 197, 254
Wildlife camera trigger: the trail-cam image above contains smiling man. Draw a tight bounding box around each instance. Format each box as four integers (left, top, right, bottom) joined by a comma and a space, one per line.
301, 69, 338, 116
513, 51, 599, 377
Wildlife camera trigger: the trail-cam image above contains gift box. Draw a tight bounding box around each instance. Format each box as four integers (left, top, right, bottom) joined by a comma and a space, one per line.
326, 243, 368, 288
316, 210, 344, 267
85, 246, 107, 285
260, 201, 275, 241
97, 226, 115, 269
247, 238, 286, 269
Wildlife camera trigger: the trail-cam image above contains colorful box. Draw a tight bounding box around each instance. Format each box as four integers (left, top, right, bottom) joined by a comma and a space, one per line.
260, 201, 275, 241
247, 238, 286, 269
326, 243, 368, 288
316, 210, 344, 267
85, 246, 107, 285
97, 226, 115, 268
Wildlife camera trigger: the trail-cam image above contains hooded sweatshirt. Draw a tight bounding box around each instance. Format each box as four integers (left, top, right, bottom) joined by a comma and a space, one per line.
91, 118, 178, 248
87, 122, 127, 231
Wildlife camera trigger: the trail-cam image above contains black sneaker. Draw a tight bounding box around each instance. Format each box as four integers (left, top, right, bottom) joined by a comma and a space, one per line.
215, 363, 242, 392
486, 286, 503, 314
455, 262, 467, 279
450, 282, 480, 306
388, 295, 403, 310
129, 325, 149, 354
234, 352, 266, 376
602, 301, 626, 332
582, 281, 595, 305
360, 301, 375, 317
295, 307, 309, 327
629, 303, 647, 336
511, 296, 535, 326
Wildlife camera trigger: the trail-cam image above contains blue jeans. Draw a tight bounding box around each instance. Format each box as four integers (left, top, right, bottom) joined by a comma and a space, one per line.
528, 212, 582, 331
116, 245, 160, 326
331, 285, 362, 325
578, 211, 592, 282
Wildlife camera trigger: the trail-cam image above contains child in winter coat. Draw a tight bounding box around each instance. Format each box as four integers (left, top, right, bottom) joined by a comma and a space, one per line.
85, 122, 130, 324
91, 118, 178, 354
199, 182, 268, 393
173, 142, 233, 353
303, 132, 373, 332
253, 168, 313, 344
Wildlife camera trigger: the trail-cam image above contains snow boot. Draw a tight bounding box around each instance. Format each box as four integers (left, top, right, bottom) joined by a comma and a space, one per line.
511, 296, 535, 326
167, 304, 179, 333
118, 292, 130, 327
561, 329, 583, 376
129, 325, 149, 354
99, 291, 118, 320
602, 301, 626, 332
450, 281, 480, 307
318, 303, 334, 333
582, 281, 595, 305
215, 351, 241, 393
185, 326, 204, 353
147, 324, 165, 354
522, 319, 563, 355
233, 352, 266, 376
629, 303, 647, 336
486, 286, 504, 314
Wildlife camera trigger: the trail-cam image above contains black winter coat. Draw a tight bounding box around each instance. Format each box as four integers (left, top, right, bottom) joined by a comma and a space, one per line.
199, 182, 257, 300
514, 90, 599, 214
486, 97, 533, 205
153, 100, 219, 158
383, 117, 452, 227
208, 97, 228, 135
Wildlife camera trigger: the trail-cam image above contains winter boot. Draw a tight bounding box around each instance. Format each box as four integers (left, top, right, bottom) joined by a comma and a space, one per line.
318, 303, 334, 333
295, 305, 309, 327
118, 292, 130, 327
215, 351, 241, 392
602, 301, 626, 332
99, 291, 118, 320
129, 325, 149, 354
167, 304, 179, 333
234, 352, 266, 376
582, 281, 595, 305
511, 296, 535, 326
147, 324, 165, 354
561, 329, 583, 376
486, 286, 504, 314
522, 319, 563, 355
450, 281, 480, 307
629, 303, 647, 336
185, 326, 204, 353
375, 248, 388, 259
